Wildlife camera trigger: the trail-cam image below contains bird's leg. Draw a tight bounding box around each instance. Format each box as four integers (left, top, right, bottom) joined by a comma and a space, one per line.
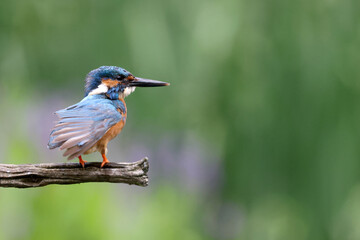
78, 155, 87, 168
100, 153, 109, 168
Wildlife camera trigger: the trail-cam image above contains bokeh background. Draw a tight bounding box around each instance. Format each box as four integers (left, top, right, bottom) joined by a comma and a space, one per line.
0, 0, 360, 239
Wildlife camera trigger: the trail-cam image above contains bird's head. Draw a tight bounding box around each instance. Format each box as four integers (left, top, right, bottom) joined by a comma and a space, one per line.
84, 66, 169, 99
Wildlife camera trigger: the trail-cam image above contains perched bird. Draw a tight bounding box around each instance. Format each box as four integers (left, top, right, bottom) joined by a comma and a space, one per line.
48, 66, 169, 167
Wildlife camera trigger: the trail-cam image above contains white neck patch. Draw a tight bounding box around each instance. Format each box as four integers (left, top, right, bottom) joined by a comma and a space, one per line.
88, 84, 136, 98
88, 83, 108, 96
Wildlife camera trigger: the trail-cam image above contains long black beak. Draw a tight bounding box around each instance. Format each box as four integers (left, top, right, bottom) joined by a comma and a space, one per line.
130, 77, 170, 87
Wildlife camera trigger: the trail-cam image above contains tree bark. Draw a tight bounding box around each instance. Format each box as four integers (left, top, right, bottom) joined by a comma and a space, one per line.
0, 158, 149, 188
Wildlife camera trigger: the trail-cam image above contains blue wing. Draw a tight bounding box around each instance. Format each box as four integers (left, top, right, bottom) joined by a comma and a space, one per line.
48, 95, 122, 160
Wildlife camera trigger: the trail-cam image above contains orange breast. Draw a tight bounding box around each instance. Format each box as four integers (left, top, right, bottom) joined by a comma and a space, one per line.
103, 119, 126, 142
91, 98, 127, 154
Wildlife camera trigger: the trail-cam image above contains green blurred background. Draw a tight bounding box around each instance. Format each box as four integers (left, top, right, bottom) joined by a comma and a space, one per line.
0, 0, 360, 239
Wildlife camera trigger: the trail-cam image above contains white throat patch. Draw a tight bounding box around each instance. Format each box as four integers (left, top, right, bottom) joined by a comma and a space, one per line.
119, 87, 136, 98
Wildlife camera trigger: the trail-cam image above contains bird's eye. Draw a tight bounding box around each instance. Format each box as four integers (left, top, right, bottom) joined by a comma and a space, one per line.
116, 75, 124, 80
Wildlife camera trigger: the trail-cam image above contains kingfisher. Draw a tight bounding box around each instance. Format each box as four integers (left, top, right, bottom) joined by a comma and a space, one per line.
48, 66, 169, 167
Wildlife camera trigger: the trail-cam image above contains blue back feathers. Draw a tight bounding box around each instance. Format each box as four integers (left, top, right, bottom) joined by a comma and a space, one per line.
84, 66, 131, 97
47, 94, 126, 158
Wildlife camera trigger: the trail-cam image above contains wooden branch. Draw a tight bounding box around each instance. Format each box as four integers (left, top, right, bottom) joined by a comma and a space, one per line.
0, 158, 149, 188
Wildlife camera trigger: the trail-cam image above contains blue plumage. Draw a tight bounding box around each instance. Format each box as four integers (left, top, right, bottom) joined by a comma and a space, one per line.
48, 95, 122, 159
48, 65, 169, 167
106, 84, 127, 100
85, 66, 130, 97
112, 99, 127, 115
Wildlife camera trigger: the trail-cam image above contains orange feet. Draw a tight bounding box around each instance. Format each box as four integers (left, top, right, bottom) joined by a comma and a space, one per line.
100, 153, 109, 168
78, 155, 87, 168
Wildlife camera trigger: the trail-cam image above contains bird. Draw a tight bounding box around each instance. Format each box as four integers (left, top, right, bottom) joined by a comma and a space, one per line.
48, 66, 169, 168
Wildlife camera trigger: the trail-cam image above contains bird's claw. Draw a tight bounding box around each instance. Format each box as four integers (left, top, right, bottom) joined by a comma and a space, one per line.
78, 156, 87, 168
101, 154, 109, 168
